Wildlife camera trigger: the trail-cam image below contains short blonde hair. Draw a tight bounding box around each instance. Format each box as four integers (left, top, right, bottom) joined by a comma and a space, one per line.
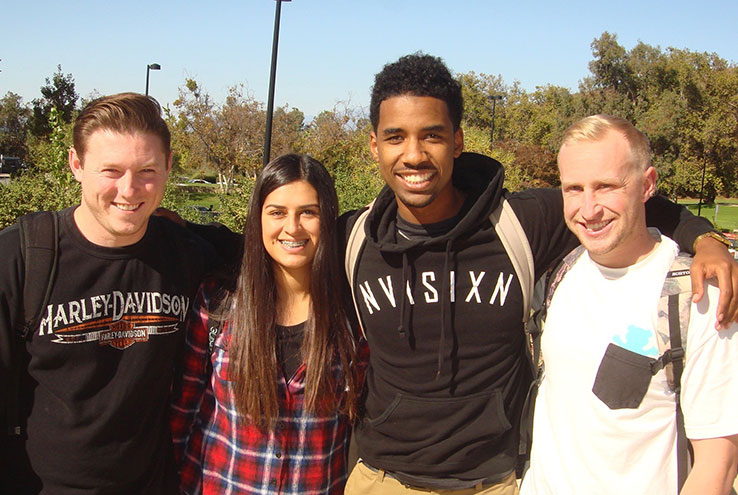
560, 114, 651, 171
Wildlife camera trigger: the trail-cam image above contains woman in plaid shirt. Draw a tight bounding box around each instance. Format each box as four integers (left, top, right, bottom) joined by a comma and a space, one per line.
171, 154, 362, 494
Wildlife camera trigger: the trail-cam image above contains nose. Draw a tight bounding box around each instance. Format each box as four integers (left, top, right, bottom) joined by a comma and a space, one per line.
581, 189, 602, 219
284, 212, 302, 234
118, 171, 140, 197
403, 137, 426, 166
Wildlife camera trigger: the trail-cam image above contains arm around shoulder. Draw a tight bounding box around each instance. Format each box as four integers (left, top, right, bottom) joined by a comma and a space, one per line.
645, 195, 714, 253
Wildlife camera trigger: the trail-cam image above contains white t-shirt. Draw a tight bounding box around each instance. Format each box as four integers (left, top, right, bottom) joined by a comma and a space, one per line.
520, 231, 738, 495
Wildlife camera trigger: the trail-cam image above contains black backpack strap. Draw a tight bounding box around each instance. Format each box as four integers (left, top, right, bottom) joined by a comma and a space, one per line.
7, 211, 59, 435
19, 211, 60, 337
668, 292, 690, 491
650, 254, 692, 489
650, 254, 692, 490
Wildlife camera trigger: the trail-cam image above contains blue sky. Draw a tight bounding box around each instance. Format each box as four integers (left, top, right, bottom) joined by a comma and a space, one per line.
2, 0, 736, 119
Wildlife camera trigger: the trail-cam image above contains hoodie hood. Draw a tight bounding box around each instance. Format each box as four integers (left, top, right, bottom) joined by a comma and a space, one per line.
364, 152, 506, 253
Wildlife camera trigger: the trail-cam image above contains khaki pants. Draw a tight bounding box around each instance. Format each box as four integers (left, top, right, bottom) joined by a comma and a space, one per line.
345, 461, 519, 495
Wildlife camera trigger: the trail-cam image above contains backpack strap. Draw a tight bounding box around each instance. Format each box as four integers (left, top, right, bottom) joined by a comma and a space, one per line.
490, 197, 535, 323
652, 254, 691, 389
344, 202, 373, 339
527, 245, 586, 367
652, 253, 692, 490
516, 244, 585, 475
19, 211, 60, 337
7, 211, 59, 435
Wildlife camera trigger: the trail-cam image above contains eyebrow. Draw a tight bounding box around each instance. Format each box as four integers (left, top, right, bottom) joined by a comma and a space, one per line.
264, 203, 321, 209
381, 124, 447, 136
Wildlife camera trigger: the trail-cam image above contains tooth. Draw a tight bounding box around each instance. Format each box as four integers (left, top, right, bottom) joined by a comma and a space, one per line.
281, 240, 307, 248
585, 221, 609, 231
115, 203, 139, 211
404, 173, 432, 184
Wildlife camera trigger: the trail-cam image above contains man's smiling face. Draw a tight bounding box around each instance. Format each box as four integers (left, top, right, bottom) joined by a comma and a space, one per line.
370, 94, 464, 224
69, 130, 171, 247
558, 129, 656, 268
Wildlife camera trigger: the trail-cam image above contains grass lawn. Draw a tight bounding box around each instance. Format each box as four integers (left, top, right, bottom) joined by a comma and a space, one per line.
185, 189, 221, 210
680, 199, 738, 232
177, 184, 222, 210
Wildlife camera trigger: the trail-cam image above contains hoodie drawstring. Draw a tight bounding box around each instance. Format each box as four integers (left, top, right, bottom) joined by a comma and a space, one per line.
436, 239, 453, 380
397, 252, 410, 339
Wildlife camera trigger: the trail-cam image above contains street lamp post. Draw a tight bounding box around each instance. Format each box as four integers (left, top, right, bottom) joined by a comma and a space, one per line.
698, 153, 707, 216
145, 63, 161, 96
263, 0, 291, 166
489, 95, 503, 145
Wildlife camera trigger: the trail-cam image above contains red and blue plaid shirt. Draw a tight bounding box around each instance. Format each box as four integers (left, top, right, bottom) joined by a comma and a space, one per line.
170, 280, 352, 495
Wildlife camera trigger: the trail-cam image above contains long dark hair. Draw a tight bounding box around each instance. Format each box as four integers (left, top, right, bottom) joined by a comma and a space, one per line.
228, 153, 358, 425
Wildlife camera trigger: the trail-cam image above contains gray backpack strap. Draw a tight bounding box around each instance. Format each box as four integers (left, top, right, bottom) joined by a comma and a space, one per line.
653, 253, 692, 389
653, 252, 692, 490
517, 244, 585, 475
344, 202, 374, 339
490, 198, 535, 322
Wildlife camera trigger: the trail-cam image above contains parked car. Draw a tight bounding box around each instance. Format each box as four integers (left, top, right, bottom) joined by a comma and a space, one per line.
0, 155, 24, 175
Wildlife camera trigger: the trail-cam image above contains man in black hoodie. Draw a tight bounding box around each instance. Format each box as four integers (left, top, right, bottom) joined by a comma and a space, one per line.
342, 53, 737, 495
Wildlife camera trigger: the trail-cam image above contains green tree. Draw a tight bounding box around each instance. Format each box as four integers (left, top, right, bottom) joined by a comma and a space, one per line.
269, 105, 305, 158
0, 92, 31, 160
173, 80, 265, 193
457, 71, 508, 131
587, 32, 636, 102
29, 65, 79, 137
295, 105, 381, 212
0, 108, 79, 229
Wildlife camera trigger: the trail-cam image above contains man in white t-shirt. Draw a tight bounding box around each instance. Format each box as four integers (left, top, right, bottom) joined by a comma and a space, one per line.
520, 115, 738, 495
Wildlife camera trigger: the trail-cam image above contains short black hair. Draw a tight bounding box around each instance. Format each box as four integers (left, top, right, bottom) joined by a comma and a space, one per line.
369, 53, 463, 131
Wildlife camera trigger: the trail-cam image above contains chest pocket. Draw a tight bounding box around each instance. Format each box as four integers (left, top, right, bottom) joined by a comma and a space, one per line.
592, 343, 655, 410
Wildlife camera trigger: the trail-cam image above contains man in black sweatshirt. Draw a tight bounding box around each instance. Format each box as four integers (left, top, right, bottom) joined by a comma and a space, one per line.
341, 53, 737, 495
0, 93, 216, 494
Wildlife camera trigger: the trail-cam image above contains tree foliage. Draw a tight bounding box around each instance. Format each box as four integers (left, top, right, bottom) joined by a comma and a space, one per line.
0, 108, 79, 229
170, 79, 307, 195
3, 33, 737, 233
457, 32, 737, 199
0, 92, 31, 160
171, 80, 264, 194
29, 65, 78, 137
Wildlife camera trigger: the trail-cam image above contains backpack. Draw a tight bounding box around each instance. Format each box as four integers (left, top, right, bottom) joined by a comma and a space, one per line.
527, 244, 693, 489
6, 211, 60, 435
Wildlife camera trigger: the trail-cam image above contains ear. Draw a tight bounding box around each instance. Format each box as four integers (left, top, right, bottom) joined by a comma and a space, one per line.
69, 148, 83, 182
166, 151, 173, 173
369, 131, 379, 161
453, 127, 464, 158
642, 166, 658, 202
